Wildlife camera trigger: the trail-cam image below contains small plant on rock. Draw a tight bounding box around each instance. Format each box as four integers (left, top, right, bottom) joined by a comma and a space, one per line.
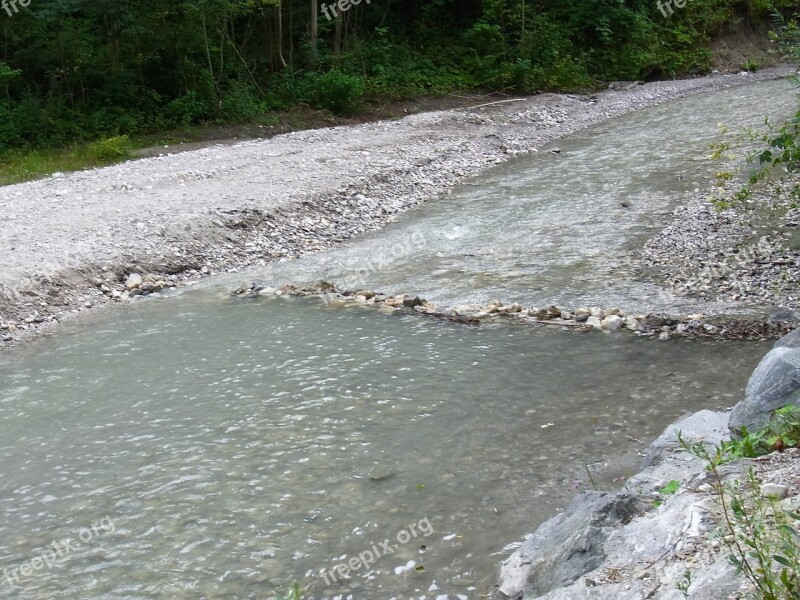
678, 405, 800, 599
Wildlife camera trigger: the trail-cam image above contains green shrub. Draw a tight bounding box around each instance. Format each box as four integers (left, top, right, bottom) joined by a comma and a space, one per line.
87, 135, 132, 161
219, 82, 268, 122
742, 59, 761, 72
165, 91, 214, 127
304, 70, 365, 114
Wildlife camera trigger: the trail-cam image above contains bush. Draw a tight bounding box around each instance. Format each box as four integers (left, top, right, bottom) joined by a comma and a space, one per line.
303, 70, 365, 114
165, 91, 215, 127
87, 135, 132, 161
219, 82, 268, 122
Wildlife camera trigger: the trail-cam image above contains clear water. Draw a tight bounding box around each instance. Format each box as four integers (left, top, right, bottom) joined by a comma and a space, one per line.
0, 295, 767, 599
0, 79, 794, 599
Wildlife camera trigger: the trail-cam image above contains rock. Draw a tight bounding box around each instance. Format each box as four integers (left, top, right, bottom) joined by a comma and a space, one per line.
590, 307, 606, 319
369, 469, 395, 482
623, 316, 641, 331
768, 308, 797, 325
384, 296, 404, 308
354, 290, 375, 299
658, 331, 670, 341
497, 491, 646, 599
760, 483, 789, 499
643, 410, 731, 469
676, 323, 690, 334
586, 316, 603, 330
403, 296, 425, 309
574, 307, 591, 323
643, 314, 666, 328
729, 347, 800, 435
560, 310, 574, 321
775, 328, 800, 349
601, 315, 623, 331
125, 273, 143, 290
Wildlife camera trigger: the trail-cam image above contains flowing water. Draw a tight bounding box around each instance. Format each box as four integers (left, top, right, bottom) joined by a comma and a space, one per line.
0, 79, 796, 599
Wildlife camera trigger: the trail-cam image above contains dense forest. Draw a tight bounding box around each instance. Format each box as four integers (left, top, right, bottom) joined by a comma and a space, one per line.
0, 0, 795, 152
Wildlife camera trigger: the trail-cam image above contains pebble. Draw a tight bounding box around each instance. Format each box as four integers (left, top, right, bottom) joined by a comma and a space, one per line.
601, 315, 623, 330
587, 316, 603, 330
760, 483, 789, 499
125, 273, 143, 290
574, 307, 591, 322
590, 307, 606, 319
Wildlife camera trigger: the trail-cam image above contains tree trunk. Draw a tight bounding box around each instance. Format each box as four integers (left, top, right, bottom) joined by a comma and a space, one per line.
334, 12, 342, 56
310, 0, 318, 66
276, 0, 287, 68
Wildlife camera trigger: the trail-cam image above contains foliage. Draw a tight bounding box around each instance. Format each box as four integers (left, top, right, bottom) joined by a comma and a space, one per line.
273, 582, 303, 600
87, 136, 132, 161
742, 59, 761, 71
749, 3, 800, 183
677, 569, 692, 597
685, 405, 800, 466
679, 415, 800, 600
302, 70, 365, 114
659, 480, 681, 495
0, 0, 787, 153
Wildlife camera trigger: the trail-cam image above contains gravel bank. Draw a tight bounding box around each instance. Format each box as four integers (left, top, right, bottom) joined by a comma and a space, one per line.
0, 68, 793, 346
643, 167, 800, 315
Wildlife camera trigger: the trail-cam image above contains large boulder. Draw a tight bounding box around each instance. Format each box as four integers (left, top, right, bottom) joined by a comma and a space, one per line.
775, 328, 800, 350
497, 491, 646, 599
643, 409, 729, 469
729, 345, 800, 435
